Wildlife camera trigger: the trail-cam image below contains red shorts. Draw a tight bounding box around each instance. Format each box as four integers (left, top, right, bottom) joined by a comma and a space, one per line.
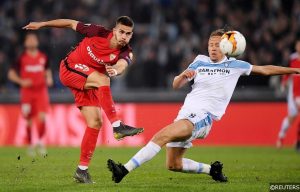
21, 88, 49, 118
59, 60, 101, 107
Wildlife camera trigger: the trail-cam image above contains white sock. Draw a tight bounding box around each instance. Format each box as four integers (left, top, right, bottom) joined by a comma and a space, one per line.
112, 120, 121, 127
279, 117, 290, 139
182, 158, 211, 174
124, 141, 161, 172
78, 165, 88, 170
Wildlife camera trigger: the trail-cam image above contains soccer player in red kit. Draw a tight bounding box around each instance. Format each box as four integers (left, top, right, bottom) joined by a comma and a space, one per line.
23, 16, 144, 183
277, 40, 300, 151
8, 33, 53, 156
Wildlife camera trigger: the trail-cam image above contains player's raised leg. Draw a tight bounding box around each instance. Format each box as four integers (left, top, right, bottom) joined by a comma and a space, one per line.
107, 119, 193, 183
73, 106, 102, 184
85, 71, 144, 140
166, 147, 227, 182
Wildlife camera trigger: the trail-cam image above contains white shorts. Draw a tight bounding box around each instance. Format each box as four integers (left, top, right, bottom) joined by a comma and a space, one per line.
287, 82, 299, 117
166, 108, 213, 149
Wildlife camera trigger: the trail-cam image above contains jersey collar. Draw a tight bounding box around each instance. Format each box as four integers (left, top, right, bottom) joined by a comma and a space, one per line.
209, 56, 228, 64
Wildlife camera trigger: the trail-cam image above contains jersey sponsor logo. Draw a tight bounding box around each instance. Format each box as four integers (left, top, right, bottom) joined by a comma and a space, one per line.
86, 46, 105, 65
198, 68, 230, 76
25, 65, 44, 72
109, 53, 116, 61
74, 64, 89, 72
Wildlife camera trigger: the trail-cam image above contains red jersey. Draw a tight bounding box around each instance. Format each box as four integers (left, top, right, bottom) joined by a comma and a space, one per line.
282, 52, 300, 98
67, 22, 133, 74
13, 51, 49, 91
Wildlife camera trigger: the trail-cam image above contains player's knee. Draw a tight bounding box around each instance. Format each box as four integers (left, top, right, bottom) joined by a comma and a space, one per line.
152, 134, 171, 146
87, 118, 102, 129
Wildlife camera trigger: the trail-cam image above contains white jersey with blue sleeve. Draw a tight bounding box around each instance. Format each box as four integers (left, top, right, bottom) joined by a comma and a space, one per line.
181, 55, 253, 120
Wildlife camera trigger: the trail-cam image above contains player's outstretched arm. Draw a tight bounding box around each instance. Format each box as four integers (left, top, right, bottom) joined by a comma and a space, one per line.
23, 19, 78, 31
251, 65, 300, 76
105, 59, 128, 77
173, 70, 196, 90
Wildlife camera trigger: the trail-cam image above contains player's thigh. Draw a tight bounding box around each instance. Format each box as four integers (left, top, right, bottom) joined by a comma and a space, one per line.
152, 119, 194, 146
166, 147, 187, 169
85, 71, 110, 89
80, 106, 103, 129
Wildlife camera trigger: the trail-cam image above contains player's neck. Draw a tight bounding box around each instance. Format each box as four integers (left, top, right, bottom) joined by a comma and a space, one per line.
109, 36, 122, 49
26, 49, 38, 57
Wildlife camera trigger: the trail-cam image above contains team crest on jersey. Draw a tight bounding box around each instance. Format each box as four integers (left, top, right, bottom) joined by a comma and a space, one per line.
39, 57, 46, 65
109, 54, 116, 61
224, 62, 229, 68
75, 64, 89, 72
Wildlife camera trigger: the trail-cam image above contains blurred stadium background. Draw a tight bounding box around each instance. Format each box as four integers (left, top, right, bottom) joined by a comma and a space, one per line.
0, 1, 299, 146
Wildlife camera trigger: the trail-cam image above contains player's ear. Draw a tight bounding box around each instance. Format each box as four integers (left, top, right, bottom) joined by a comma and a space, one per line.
112, 27, 117, 35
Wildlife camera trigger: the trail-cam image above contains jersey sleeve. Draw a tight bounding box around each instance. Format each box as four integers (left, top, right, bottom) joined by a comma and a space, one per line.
188, 55, 209, 70
76, 22, 111, 37
119, 46, 133, 65
236, 60, 253, 76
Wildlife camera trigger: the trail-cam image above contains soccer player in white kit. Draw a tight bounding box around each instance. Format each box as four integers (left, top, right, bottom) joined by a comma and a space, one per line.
107, 29, 300, 183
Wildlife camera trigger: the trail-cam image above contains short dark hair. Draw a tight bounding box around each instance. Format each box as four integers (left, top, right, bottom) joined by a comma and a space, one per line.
209, 29, 225, 38
116, 16, 134, 28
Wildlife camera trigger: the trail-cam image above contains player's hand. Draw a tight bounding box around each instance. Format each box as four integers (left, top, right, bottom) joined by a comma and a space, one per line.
47, 78, 53, 87
22, 22, 45, 30
105, 65, 118, 77
181, 70, 196, 79
20, 79, 32, 88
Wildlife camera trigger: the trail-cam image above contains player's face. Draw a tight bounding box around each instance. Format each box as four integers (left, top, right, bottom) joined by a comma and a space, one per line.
113, 24, 133, 47
208, 36, 225, 62
24, 34, 39, 50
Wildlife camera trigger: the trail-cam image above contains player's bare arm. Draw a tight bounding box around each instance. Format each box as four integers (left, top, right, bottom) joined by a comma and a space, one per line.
46, 69, 53, 87
105, 59, 128, 77
251, 65, 300, 76
8, 69, 32, 88
173, 70, 196, 90
23, 19, 78, 31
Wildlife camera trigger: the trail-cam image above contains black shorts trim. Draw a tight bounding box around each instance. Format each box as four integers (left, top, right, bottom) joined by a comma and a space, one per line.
64, 59, 88, 78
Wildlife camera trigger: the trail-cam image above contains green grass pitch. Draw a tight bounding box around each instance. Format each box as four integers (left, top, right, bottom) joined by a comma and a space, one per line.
0, 146, 299, 192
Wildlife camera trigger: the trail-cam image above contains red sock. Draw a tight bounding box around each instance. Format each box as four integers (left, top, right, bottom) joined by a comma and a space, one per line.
37, 121, 46, 139
25, 124, 32, 144
97, 86, 119, 123
79, 127, 100, 166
